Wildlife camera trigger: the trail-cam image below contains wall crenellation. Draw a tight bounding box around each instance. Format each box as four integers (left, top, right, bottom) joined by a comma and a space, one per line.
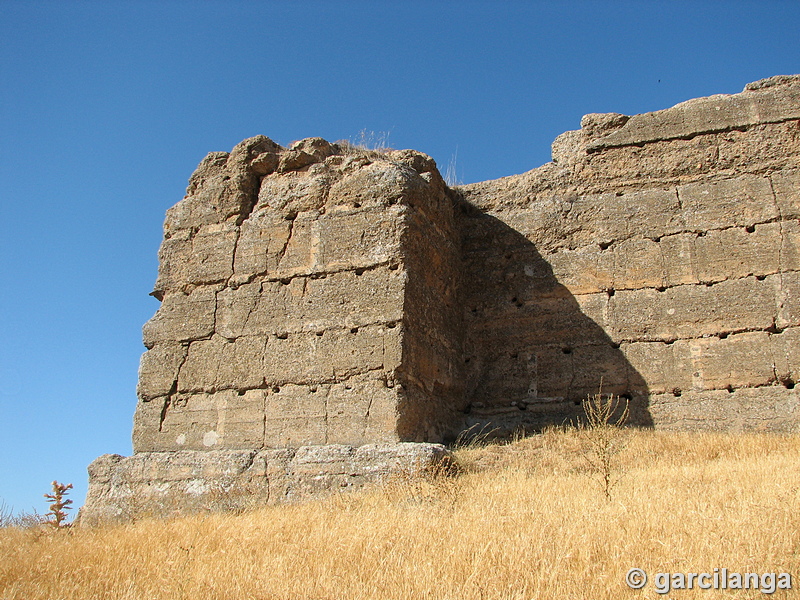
81, 75, 800, 524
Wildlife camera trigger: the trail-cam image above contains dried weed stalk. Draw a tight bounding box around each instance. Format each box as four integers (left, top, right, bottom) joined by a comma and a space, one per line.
582, 389, 629, 500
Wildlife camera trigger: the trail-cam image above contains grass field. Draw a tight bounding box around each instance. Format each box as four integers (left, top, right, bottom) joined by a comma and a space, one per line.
2, 428, 799, 599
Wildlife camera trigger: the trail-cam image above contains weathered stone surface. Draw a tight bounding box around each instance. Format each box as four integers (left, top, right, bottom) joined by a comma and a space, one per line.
84, 75, 800, 523
608, 276, 777, 342
676, 175, 778, 231
770, 326, 800, 387
142, 286, 218, 346
587, 76, 800, 150
648, 387, 800, 432
79, 443, 451, 525
623, 331, 778, 395
776, 270, 800, 329
771, 169, 800, 219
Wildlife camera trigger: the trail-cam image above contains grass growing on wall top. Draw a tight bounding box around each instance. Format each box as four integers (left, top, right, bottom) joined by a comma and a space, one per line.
3, 429, 800, 599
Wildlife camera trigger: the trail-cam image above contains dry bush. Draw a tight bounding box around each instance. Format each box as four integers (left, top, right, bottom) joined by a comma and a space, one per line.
581, 390, 630, 499
3, 430, 800, 599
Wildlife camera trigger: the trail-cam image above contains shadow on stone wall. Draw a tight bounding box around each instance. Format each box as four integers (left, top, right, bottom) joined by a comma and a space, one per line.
455, 203, 652, 437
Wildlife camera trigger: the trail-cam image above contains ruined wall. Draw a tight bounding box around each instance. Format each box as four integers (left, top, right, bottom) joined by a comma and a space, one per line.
459, 74, 800, 433
83, 75, 800, 523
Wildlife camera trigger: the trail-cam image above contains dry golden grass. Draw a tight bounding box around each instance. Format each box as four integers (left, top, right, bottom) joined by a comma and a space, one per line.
3, 429, 800, 599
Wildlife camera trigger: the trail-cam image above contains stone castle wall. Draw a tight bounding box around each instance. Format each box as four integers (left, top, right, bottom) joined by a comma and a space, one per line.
459, 75, 800, 433
81, 75, 800, 523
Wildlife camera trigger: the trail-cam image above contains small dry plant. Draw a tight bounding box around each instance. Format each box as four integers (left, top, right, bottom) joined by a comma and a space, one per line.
444, 146, 462, 186
0, 501, 48, 529
581, 390, 629, 500
453, 422, 500, 450
43, 481, 73, 528
349, 128, 393, 152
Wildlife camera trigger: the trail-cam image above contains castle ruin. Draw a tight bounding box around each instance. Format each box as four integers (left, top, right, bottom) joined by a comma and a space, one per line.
81, 75, 800, 523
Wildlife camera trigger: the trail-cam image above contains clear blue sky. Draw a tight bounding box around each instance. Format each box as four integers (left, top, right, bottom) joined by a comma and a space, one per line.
1, 0, 799, 517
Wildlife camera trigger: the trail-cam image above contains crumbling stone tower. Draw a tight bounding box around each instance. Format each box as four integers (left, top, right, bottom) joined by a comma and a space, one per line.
82, 75, 800, 524
134, 137, 465, 451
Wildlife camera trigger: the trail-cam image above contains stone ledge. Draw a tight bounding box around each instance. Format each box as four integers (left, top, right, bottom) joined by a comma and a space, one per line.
586, 77, 800, 151
78, 443, 451, 526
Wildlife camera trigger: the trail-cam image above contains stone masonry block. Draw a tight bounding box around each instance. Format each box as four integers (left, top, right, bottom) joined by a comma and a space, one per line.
81, 443, 450, 525
326, 375, 400, 445
771, 168, 800, 219
132, 396, 168, 452
142, 286, 217, 347
623, 332, 776, 395
178, 335, 267, 393
186, 222, 238, 285
148, 389, 268, 451
769, 327, 800, 386
264, 385, 328, 447
177, 325, 397, 392
256, 170, 330, 215
659, 233, 700, 287
622, 341, 684, 395
609, 276, 775, 342
776, 270, 800, 329
694, 223, 781, 282
611, 237, 664, 290
670, 331, 775, 392
782, 219, 800, 272
137, 342, 188, 401
566, 188, 684, 248
260, 325, 393, 384
587, 82, 800, 150
677, 175, 778, 232
326, 161, 422, 209
153, 228, 191, 294
316, 206, 405, 272
232, 210, 292, 279
547, 246, 614, 295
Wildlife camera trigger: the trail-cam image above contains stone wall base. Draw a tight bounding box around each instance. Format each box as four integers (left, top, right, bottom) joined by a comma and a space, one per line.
79, 443, 450, 525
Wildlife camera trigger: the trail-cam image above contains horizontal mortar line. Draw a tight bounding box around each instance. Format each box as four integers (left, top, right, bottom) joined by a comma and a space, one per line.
585, 116, 800, 152
650, 381, 797, 395
161, 321, 401, 347
572, 163, 800, 192
249, 259, 396, 286
568, 269, 799, 299
463, 323, 797, 346
552, 216, 792, 253
217, 320, 403, 339
172, 367, 390, 396
614, 324, 797, 346
146, 318, 403, 349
